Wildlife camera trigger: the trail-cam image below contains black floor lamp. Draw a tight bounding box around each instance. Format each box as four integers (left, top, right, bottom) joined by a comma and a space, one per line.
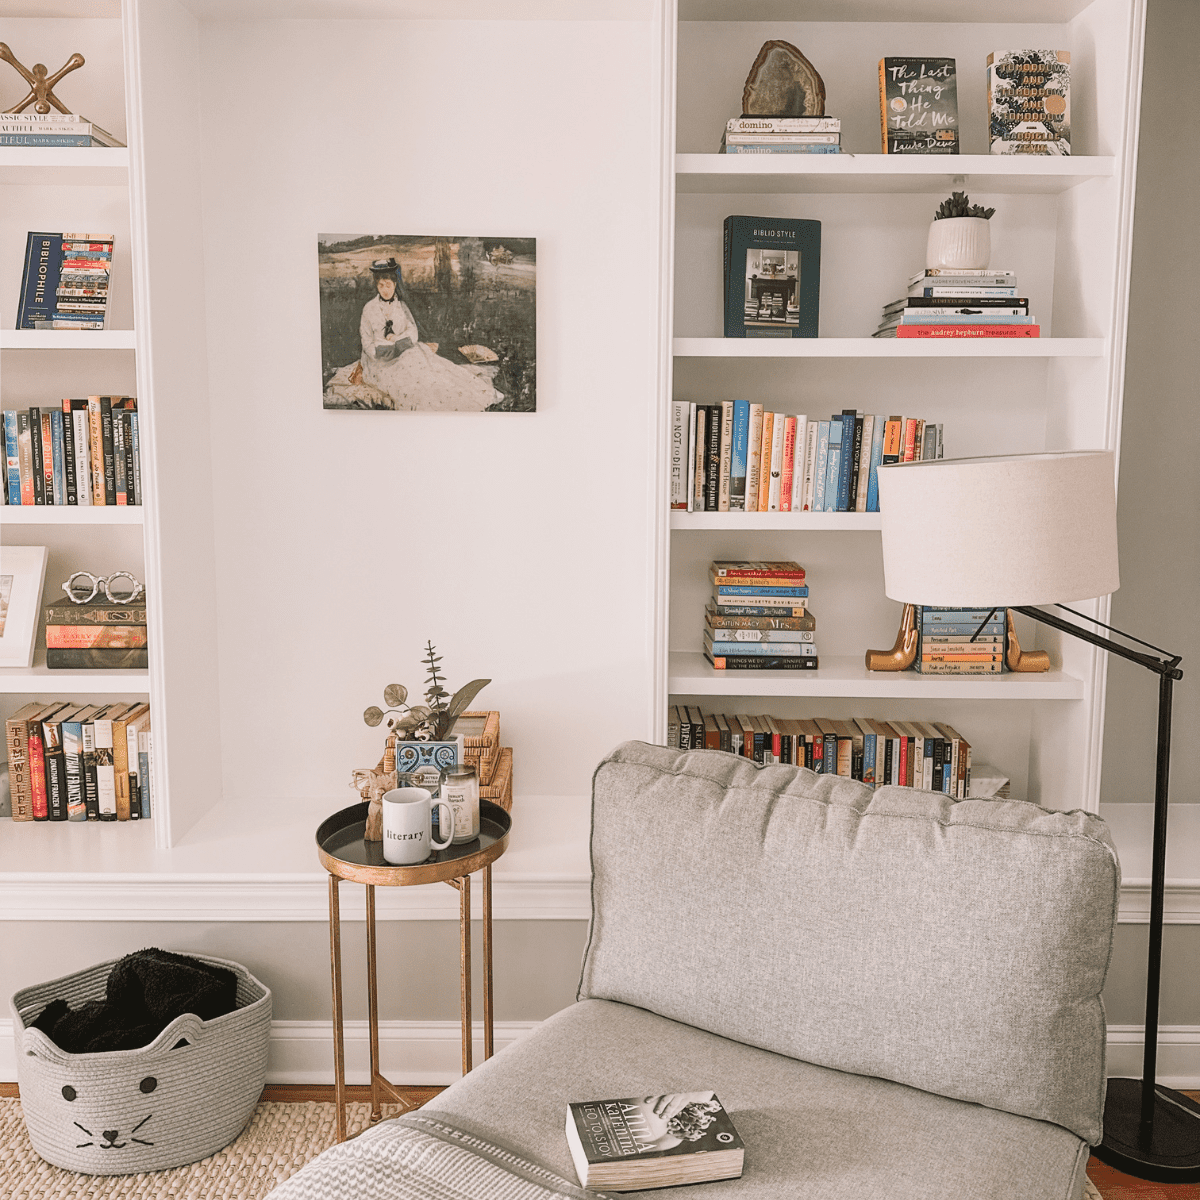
877, 450, 1200, 1184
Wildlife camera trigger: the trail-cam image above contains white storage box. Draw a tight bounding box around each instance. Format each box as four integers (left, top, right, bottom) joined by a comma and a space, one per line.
11, 953, 271, 1175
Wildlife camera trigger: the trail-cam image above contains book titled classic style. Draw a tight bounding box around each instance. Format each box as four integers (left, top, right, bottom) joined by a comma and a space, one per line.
566, 1092, 744, 1191
723, 215, 821, 338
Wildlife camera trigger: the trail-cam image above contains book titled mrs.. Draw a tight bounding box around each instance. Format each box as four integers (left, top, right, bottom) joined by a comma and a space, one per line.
723, 215, 820, 339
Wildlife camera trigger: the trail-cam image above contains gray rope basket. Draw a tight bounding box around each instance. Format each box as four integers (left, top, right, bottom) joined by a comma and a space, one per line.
11, 953, 271, 1175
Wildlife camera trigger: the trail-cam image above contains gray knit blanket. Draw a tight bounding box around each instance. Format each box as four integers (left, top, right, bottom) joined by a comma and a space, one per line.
266, 1112, 612, 1200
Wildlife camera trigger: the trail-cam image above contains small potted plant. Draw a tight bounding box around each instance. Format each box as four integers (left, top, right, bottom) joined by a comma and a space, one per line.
926, 191, 996, 270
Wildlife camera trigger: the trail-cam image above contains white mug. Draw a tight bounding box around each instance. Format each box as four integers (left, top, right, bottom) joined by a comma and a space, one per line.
382, 787, 454, 865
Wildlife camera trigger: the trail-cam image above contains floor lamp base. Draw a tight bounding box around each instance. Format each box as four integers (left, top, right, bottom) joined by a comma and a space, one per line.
1092, 1077, 1200, 1182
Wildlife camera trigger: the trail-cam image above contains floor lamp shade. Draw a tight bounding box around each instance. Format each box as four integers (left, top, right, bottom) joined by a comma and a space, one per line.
877, 452, 1120, 607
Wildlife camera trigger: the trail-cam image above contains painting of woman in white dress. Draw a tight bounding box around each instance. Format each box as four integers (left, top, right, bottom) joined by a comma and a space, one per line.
319, 234, 536, 412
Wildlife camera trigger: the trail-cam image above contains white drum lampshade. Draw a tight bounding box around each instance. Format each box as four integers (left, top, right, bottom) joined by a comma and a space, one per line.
876, 451, 1120, 607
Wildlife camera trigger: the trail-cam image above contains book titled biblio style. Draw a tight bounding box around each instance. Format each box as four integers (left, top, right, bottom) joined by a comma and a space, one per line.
723, 216, 820, 339
566, 1092, 744, 1191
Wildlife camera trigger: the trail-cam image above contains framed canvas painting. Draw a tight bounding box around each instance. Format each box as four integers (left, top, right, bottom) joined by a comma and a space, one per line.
319, 235, 536, 412
0, 545, 48, 667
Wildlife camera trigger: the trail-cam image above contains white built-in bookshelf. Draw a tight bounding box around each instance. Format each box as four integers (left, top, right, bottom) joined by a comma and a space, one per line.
658, 0, 1146, 814
0, 0, 1156, 921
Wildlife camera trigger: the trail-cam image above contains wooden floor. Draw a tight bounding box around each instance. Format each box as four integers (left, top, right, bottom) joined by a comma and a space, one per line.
2, 1082, 1197, 1196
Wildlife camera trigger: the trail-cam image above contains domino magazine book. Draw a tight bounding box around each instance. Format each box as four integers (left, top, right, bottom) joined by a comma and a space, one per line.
566, 1092, 744, 1191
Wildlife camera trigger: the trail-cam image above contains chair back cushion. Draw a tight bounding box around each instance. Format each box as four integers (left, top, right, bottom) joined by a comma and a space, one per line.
577, 742, 1119, 1143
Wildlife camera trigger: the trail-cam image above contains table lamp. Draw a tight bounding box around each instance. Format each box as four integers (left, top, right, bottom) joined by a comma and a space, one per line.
876, 450, 1197, 1183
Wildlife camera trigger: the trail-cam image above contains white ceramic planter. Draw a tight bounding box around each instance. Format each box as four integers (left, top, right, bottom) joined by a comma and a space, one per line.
926, 217, 991, 270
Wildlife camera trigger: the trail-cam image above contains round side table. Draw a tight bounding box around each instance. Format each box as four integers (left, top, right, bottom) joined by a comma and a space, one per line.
316, 799, 512, 1142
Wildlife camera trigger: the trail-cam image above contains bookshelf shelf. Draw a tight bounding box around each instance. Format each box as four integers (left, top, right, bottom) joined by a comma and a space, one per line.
0, 662, 150, 694
672, 511, 881, 531
672, 338, 1105, 359
0, 330, 136, 351
676, 154, 1115, 196
668, 652, 1085, 701
0, 147, 129, 187
1, 505, 144, 525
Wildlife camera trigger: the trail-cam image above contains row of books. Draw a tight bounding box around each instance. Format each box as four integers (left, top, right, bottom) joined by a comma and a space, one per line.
43, 596, 149, 671
0, 112, 124, 149
5, 700, 152, 823
704, 562, 815, 672
719, 115, 841, 155
875, 269, 1039, 339
667, 707, 974, 798
16, 232, 113, 329
3, 398, 142, 506
671, 404, 944, 514
914, 607, 1007, 675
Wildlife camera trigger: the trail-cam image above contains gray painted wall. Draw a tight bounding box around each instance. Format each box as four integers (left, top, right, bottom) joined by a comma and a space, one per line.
1101, 0, 1200, 806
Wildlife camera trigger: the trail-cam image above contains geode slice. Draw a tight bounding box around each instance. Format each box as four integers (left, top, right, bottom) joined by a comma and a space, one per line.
742, 40, 826, 117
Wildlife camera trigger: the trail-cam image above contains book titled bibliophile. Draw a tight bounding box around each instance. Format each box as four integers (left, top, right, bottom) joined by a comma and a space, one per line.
565, 1092, 744, 1191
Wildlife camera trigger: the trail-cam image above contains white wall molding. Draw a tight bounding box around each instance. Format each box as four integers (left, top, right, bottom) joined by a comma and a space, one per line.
1117, 881, 1200, 924
0, 876, 592, 923
0, 875, 1193, 923
3, 1018, 1193, 1089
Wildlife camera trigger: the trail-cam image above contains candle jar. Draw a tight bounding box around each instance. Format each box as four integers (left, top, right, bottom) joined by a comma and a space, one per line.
440, 763, 480, 844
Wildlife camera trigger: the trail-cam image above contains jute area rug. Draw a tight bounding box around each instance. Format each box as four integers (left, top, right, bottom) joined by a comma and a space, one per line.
0, 1096, 1108, 1199
0, 1096, 407, 1199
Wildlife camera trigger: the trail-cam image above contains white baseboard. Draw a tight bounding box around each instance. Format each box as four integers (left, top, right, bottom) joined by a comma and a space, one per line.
1104, 1026, 1200, 1089
0, 1018, 540, 1086
263, 1019, 541, 1085
1, 1019, 1195, 1089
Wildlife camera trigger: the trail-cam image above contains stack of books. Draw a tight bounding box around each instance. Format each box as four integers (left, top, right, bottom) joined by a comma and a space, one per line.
672, 405, 943, 514
666, 708, 974, 798
704, 561, 816, 672
16, 232, 114, 330
3, 397, 142, 506
719, 116, 841, 154
917, 606, 1006, 675
0, 112, 124, 148
44, 594, 148, 671
5, 700, 152, 823
874, 269, 1037, 339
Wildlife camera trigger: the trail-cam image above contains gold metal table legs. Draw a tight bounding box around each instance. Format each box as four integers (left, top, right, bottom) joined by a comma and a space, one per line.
326, 866, 496, 1142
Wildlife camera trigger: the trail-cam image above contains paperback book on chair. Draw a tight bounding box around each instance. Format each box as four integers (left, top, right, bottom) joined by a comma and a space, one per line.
565, 1091, 744, 1191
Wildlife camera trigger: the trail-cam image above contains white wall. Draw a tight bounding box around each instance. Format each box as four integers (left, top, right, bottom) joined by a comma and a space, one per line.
193, 17, 660, 805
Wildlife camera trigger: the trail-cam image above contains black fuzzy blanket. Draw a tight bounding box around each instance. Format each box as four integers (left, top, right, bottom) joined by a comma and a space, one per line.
32, 948, 239, 1054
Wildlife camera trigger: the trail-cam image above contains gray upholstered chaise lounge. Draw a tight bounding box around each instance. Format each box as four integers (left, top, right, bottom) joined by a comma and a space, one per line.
270, 741, 1119, 1200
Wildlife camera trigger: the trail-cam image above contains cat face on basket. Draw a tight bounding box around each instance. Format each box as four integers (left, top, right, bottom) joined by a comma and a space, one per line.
60, 1073, 159, 1152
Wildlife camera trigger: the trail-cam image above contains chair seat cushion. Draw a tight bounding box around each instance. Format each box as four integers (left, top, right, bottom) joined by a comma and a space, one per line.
424, 999, 1089, 1200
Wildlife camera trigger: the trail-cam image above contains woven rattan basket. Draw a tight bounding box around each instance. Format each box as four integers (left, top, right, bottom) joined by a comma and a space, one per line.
11, 954, 271, 1175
